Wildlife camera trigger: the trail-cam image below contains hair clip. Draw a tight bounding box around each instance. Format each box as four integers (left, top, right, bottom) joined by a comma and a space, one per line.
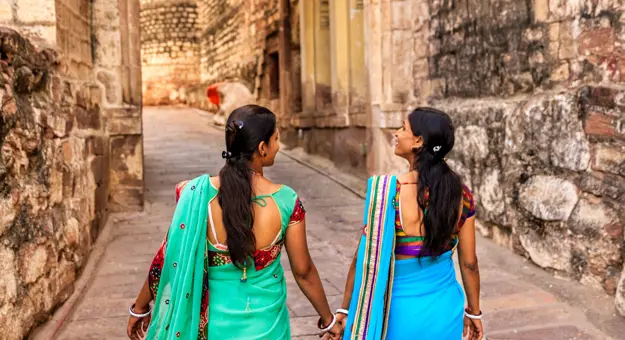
222, 151, 233, 159
433, 145, 442, 153
233, 120, 244, 129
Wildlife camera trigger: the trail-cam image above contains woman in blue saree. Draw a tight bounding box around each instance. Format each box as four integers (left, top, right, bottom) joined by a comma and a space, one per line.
335, 108, 483, 340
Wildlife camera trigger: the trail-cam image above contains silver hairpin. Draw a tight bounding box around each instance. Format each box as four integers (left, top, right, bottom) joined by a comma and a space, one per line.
433, 145, 441, 152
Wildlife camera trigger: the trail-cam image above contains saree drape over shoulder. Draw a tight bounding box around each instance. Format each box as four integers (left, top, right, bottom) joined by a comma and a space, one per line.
344, 175, 475, 340
146, 174, 306, 340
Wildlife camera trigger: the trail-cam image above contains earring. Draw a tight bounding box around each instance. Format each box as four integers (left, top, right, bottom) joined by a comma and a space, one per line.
263, 152, 267, 157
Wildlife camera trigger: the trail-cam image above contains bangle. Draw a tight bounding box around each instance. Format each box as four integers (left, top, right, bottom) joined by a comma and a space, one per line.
317, 314, 337, 334
336, 308, 349, 316
129, 303, 152, 318
464, 308, 482, 320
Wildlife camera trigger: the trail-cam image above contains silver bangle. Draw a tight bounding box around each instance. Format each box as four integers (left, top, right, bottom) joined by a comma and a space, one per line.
336, 308, 349, 316
129, 303, 152, 318
318, 314, 337, 335
464, 309, 482, 320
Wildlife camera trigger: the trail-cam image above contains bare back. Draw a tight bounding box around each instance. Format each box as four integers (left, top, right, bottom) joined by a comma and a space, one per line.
208, 176, 286, 250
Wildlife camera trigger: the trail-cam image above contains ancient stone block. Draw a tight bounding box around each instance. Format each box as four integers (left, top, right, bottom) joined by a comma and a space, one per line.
108, 188, 144, 212
592, 145, 625, 176
18, 243, 48, 284
584, 110, 624, 140
477, 168, 505, 218
0, 245, 17, 305
569, 198, 620, 239
534, 0, 550, 22
518, 175, 579, 221
519, 226, 572, 272
16, 0, 56, 23
617, 267, 625, 316
578, 27, 615, 57
454, 125, 489, 161
96, 71, 119, 105
75, 107, 101, 130
109, 135, 143, 188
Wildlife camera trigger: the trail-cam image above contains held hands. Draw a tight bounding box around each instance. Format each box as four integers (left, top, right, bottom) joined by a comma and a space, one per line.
319, 309, 348, 340
127, 303, 152, 340
317, 313, 343, 340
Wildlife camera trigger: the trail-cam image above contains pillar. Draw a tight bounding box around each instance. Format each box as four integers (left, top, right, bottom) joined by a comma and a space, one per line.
314, 0, 332, 111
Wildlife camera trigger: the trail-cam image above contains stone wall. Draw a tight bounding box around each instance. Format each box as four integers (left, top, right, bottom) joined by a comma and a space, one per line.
0, 0, 144, 337
438, 89, 625, 312
198, 0, 257, 88
361, 0, 625, 315
0, 28, 106, 339
140, 0, 200, 105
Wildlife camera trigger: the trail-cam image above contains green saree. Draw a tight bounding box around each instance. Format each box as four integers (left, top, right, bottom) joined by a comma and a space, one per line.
147, 174, 305, 339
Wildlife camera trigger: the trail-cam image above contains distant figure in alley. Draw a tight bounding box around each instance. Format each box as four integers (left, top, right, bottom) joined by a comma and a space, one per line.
336, 108, 484, 340
127, 105, 341, 339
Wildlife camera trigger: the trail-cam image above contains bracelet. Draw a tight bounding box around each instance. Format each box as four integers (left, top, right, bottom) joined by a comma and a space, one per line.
336, 308, 349, 316
464, 308, 482, 320
129, 303, 152, 318
317, 314, 337, 334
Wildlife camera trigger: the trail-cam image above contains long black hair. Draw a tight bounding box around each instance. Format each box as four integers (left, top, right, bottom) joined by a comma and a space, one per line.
408, 107, 463, 257
218, 105, 276, 268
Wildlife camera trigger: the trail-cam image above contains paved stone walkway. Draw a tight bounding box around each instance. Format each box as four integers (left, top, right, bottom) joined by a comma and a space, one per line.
43, 107, 624, 339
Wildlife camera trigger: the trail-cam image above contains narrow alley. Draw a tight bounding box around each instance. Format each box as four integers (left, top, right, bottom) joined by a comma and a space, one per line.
31, 108, 623, 340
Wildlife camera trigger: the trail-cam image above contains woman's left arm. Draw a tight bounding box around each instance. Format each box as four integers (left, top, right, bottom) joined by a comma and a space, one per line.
457, 216, 480, 314
457, 216, 484, 340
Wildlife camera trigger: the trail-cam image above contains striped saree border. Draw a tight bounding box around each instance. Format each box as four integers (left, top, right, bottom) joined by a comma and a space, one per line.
351, 175, 394, 339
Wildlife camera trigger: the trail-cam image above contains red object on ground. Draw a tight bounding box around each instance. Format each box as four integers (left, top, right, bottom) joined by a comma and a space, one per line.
206, 83, 221, 107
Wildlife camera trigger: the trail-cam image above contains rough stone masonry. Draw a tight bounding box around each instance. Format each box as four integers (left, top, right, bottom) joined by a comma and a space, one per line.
0, 0, 144, 338
0, 28, 104, 340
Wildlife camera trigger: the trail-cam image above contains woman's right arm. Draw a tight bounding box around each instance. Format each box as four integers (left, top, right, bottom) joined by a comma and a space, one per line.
285, 219, 340, 338
340, 237, 360, 308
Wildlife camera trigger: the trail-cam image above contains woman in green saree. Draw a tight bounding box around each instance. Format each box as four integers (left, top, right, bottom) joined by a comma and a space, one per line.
126, 105, 341, 339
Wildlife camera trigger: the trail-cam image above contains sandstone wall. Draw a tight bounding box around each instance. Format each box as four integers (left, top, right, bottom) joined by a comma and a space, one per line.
140, 0, 200, 105
198, 0, 257, 88
0, 28, 107, 339
0, 0, 144, 337
365, 0, 625, 314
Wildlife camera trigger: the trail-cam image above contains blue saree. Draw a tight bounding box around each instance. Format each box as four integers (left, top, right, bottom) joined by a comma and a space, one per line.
344, 175, 464, 339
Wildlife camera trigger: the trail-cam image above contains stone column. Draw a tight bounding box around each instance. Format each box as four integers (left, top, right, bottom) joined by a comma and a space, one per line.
314, 0, 332, 112
330, 0, 349, 122
93, 0, 144, 212
364, 0, 421, 174
300, 0, 316, 115
349, 0, 366, 125
278, 0, 292, 127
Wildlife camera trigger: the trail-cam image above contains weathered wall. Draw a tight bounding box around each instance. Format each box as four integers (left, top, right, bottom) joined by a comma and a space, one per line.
0, 27, 106, 339
363, 0, 625, 315
198, 0, 256, 88
0, 0, 57, 45
140, 0, 200, 105
0, 0, 144, 338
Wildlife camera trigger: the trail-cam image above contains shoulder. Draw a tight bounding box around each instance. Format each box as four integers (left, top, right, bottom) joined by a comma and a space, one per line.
365, 175, 398, 191
367, 174, 397, 184
461, 184, 474, 201
175, 175, 214, 202
460, 184, 476, 217
277, 184, 298, 199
